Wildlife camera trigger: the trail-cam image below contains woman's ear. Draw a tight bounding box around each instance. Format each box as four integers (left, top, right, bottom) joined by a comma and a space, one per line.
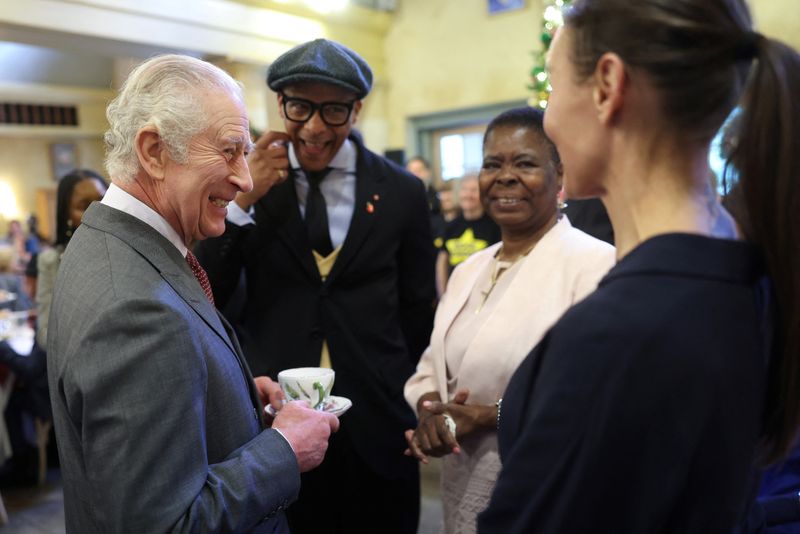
592, 52, 627, 125
555, 162, 564, 190
135, 127, 167, 180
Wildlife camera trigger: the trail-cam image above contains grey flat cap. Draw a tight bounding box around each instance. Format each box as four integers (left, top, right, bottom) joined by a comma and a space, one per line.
267, 39, 373, 99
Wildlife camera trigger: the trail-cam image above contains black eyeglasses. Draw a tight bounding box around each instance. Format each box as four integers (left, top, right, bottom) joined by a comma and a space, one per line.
280, 93, 356, 127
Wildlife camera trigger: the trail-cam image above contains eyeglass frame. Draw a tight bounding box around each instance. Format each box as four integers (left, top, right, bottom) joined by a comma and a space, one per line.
279, 92, 357, 127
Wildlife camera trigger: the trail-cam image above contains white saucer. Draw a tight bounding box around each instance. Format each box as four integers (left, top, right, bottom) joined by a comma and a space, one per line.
320, 395, 352, 417
264, 395, 352, 417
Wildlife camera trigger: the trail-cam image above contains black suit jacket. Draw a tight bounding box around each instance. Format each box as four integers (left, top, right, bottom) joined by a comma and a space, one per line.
479, 234, 769, 534
197, 135, 436, 479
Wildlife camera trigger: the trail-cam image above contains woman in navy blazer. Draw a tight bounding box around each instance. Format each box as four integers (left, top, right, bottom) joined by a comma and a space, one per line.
478, 1, 800, 533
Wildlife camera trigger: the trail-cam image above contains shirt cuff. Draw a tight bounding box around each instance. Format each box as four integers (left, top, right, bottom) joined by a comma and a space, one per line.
226, 201, 255, 226
272, 428, 295, 455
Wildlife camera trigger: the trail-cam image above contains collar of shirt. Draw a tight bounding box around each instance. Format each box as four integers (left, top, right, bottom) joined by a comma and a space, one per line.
288, 139, 357, 250
101, 183, 188, 258
288, 138, 356, 176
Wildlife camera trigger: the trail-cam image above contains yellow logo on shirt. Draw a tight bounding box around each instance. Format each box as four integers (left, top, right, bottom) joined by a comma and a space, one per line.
445, 228, 489, 267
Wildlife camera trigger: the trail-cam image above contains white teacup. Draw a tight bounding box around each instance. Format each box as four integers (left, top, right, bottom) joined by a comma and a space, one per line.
277, 367, 335, 410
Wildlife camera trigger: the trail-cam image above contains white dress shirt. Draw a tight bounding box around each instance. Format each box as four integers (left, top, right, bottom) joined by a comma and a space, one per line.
102, 184, 188, 258
226, 139, 357, 248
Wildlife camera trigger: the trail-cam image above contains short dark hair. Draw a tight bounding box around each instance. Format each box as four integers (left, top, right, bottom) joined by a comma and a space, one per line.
483, 106, 560, 165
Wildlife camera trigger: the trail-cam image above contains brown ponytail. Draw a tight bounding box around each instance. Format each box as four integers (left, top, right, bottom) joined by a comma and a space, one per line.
732, 38, 800, 463
564, 0, 800, 463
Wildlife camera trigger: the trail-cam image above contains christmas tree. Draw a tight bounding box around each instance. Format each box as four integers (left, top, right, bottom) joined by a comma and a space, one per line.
529, 0, 572, 109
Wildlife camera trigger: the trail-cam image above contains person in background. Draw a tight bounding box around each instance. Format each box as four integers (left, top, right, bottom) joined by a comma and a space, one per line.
47, 54, 338, 532
438, 182, 459, 224
35, 169, 107, 348
23, 216, 43, 258
0, 246, 31, 312
406, 156, 442, 217
437, 175, 500, 295
479, 0, 800, 532
407, 156, 446, 251
405, 107, 614, 534
3, 221, 28, 274
0, 171, 106, 488
195, 39, 436, 534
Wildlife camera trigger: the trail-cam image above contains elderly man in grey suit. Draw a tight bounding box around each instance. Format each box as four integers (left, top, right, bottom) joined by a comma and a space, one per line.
46, 54, 339, 533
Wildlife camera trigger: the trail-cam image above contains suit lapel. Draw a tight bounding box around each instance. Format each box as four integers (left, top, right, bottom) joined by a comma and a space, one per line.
217, 310, 266, 426
263, 174, 321, 282
82, 204, 236, 356
326, 140, 382, 284
161, 270, 237, 355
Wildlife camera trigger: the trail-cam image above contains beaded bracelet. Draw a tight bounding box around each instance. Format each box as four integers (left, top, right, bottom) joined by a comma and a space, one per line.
495, 398, 503, 429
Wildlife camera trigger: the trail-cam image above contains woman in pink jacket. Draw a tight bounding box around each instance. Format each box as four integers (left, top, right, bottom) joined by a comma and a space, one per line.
404, 106, 615, 534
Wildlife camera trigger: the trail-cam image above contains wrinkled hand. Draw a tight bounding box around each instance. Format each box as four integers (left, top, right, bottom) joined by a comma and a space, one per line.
273, 401, 340, 473
254, 376, 285, 416
235, 131, 291, 210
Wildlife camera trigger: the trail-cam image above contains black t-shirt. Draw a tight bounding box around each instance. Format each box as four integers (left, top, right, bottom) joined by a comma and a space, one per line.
441, 213, 501, 272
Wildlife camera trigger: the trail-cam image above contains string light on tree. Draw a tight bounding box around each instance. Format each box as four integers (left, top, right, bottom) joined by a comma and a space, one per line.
529, 0, 571, 109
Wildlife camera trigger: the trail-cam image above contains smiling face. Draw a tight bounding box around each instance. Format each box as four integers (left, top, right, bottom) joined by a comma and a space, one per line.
278, 82, 362, 172
544, 27, 606, 199
158, 89, 253, 244
479, 124, 562, 236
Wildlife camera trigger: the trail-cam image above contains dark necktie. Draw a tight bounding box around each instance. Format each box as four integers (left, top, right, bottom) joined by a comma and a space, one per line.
185, 250, 215, 307
305, 168, 334, 256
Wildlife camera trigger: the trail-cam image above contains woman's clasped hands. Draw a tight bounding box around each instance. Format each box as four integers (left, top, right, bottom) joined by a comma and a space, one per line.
404, 389, 497, 464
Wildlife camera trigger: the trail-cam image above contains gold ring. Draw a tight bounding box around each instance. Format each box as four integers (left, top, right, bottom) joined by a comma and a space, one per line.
277, 169, 287, 179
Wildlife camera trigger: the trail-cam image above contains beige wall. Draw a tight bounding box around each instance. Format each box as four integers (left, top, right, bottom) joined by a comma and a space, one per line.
751, 0, 800, 49
0, 82, 111, 226
384, 0, 541, 148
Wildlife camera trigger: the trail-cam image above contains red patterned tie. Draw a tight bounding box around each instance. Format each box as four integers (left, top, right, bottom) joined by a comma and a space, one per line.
185, 250, 215, 307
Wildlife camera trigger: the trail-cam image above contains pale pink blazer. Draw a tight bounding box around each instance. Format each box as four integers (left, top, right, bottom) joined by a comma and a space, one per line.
405, 216, 616, 412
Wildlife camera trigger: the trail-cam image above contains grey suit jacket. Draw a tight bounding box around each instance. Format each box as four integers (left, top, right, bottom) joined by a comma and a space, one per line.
47, 203, 299, 533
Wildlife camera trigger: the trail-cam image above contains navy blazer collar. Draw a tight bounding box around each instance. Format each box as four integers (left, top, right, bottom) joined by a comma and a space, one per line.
602, 233, 764, 287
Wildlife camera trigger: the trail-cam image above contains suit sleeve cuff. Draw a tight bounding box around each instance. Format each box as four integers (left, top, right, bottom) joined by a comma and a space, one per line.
271, 428, 295, 455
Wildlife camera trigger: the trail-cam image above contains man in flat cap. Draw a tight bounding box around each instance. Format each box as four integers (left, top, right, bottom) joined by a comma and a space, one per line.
196, 39, 436, 533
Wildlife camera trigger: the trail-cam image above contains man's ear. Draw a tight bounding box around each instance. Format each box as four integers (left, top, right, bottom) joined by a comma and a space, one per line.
135, 127, 167, 180
276, 93, 286, 119
350, 100, 363, 126
592, 52, 627, 125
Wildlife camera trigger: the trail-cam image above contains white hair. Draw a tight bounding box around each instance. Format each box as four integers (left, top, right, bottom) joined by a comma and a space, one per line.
104, 54, 244, 183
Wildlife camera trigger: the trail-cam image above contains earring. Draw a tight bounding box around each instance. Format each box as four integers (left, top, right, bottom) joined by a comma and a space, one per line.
557, 199, 567, 210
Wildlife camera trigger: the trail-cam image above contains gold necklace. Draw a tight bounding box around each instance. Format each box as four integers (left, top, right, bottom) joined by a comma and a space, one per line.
476, 243, 536, 314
